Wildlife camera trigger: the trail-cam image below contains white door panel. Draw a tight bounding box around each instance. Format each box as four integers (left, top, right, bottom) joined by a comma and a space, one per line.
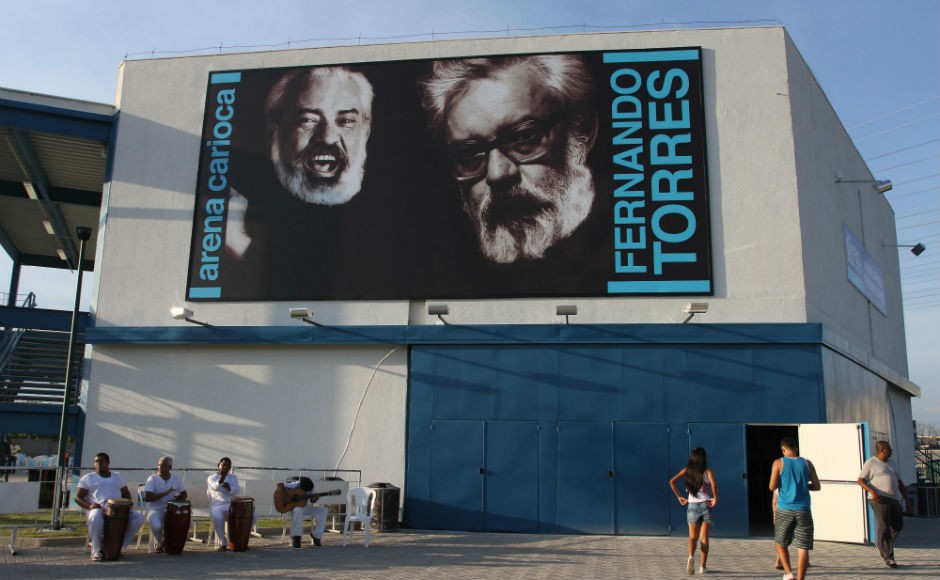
808, 482, 869, 543
798, 423, 869, 544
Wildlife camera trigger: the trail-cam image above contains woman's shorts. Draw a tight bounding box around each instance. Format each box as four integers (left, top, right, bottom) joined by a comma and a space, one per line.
687, 501, 713, 525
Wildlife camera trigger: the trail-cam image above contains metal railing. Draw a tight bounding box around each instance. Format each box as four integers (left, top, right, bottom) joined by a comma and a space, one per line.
915, 445, 940, 485
0, 290, 85, 405
0, 292, 37, 369
0, 292, 37, 309
1, 465, 363, 520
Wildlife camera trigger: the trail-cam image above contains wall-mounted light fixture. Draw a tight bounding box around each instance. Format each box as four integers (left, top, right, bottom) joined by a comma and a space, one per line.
556, 305, 577, 324
170, 306, 212, 327
23, 181, 39, 200
682, 302, 709, 324
835, 176, 892, 194
428, 304, 449, 325
289, 307, 323, 326
884, 242, 927, 256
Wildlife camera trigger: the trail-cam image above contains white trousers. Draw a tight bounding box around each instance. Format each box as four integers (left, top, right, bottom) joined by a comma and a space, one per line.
87, 507, 145, 555
291, 504, 328, 538
210, 505, 230, 547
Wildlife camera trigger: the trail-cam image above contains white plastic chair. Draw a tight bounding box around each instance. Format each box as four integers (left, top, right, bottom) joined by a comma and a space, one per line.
342, 487, 376, 547
135, 483, 152, 551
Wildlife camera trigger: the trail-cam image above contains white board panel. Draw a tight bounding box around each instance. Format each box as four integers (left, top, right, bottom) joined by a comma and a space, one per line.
808, 482, 868, 543
798, 423, 869, 544
798, 423, 865, 481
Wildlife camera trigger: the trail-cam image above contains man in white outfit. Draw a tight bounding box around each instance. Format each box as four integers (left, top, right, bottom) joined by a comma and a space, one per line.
75, 452, 145, 561
206, 456, 242, 551
143, 455, 188, 552
278, 476, 328, 548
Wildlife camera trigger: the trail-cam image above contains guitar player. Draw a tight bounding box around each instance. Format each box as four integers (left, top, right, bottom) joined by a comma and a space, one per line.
278, 476, 328, 548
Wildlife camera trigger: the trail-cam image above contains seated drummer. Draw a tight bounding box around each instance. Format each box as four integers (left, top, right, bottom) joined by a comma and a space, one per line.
207, 457, 240, 551
75, 452, 145, 561
278, 476, 328, 548
206, 457, 258, 551
143, 455, 188, 553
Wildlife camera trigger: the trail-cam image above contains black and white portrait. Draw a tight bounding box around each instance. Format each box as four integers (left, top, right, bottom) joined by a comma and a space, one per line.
421, 55, 598, 264
188, 49, 711, 301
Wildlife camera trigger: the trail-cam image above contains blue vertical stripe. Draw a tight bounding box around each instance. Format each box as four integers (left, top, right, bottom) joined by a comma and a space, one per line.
210, 72, 242, 85
188, 287, 221, 299
603, 49, 700, 63
607, 280, 711, 294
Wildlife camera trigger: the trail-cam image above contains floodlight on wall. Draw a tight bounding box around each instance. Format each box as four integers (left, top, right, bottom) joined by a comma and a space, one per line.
835, 176, 893, 194
428, 304, 450, 325
289, 307, 323, 327
682, 302, 709, 324
884, 242, 927, 256
556, 305, 577, 324
170, 306, 212, 327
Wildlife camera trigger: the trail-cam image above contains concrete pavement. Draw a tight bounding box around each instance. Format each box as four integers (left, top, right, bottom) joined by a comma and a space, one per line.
1, 517, 937, 579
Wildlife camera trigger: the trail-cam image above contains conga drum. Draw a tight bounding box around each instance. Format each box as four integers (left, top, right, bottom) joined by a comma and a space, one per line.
227, 496, 254, 551
164, 500, 191, 555
102, 498, 132, 561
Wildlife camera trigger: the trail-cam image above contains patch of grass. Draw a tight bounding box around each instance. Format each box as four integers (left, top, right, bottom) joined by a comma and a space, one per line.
0, 510, 286, 539
0, 510, 88, 537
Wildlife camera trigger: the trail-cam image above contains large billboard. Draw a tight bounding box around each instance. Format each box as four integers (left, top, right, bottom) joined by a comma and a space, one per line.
186, 47, 712, 301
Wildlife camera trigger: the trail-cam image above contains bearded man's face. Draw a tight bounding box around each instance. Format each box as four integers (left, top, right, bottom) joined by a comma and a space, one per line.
444, 68, 594, 263
271, 74, 371, 205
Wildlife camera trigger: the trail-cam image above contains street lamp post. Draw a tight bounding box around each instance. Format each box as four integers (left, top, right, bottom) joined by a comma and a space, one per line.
51, 226, 92, 529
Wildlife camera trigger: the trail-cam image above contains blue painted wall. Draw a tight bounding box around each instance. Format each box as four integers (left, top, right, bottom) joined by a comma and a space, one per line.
406, 338, 825, 535
76, 319, 830, 535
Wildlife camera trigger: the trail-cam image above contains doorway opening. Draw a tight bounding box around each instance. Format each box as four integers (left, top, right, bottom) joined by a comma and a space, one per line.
746, 424, 798, 536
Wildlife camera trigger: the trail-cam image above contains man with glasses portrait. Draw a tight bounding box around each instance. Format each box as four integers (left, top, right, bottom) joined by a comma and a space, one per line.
421, 54, 598, 265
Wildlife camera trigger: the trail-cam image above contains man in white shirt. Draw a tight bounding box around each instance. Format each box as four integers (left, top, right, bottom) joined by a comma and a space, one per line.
75, 452, 145, 561
206, 457, 241, 551
143, 456, 188, 552
857, 440, 912, 568
277, 476, 328, 548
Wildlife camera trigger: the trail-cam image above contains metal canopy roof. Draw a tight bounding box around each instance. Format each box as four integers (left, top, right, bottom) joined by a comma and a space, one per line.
0, 87, 114, 272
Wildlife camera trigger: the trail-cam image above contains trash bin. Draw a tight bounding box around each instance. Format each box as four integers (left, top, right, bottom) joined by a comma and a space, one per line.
320, 476, 347, 525
367, 482, 400, 530
915, 485, 939, 516
28, 468, 56, 508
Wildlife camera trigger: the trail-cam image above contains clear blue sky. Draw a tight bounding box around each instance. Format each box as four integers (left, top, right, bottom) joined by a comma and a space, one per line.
1, 0, 937, 425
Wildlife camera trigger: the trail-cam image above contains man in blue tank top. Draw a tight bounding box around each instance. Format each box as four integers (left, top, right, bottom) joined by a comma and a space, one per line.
769, 437, 821, 580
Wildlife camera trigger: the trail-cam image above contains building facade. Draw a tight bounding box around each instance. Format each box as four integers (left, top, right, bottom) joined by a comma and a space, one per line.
76, 26, 918, 538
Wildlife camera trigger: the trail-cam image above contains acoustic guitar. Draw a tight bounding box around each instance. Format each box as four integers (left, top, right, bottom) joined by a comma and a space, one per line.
273, 486, 342, 513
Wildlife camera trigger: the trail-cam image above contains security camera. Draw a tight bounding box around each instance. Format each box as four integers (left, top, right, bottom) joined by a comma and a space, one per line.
170, 307, 193, 320
289, 307, 311, 319
682, 303, 709, 315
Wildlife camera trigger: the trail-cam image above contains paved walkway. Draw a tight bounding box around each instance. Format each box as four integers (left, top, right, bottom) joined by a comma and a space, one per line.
2, 517, 937, 579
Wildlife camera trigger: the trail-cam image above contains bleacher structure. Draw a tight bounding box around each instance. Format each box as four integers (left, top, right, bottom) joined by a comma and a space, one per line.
1, 326, 84, 405
1, 293, 86, 405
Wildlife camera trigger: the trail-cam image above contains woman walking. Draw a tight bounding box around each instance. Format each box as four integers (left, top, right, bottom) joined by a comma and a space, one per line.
670, 447, 719, 575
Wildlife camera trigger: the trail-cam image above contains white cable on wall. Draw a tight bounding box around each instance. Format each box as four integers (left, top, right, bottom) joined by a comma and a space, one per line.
334, 345, 402, 471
